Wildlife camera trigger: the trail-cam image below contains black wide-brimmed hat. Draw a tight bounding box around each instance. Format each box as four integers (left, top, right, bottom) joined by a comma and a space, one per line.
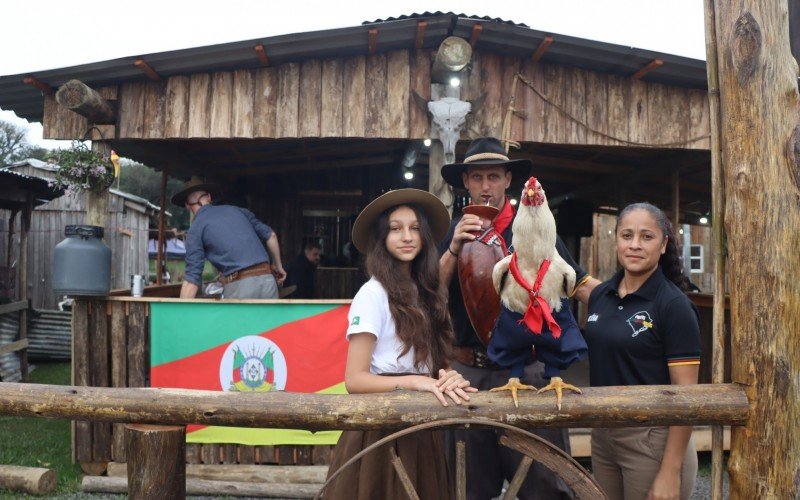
441, 137, 533, 187
351, 189, 451, 253
171, 176, 221, 206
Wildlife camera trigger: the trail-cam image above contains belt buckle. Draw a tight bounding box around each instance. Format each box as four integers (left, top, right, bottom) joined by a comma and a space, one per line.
473, 348, 490, 369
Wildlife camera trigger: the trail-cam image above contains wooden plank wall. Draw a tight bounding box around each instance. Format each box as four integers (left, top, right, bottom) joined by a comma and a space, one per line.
0, 166, 151, 309
72, 298, 334, 469
43, 50, 709, 150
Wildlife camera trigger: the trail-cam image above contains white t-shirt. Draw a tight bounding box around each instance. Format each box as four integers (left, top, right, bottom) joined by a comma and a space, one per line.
346, 277, 431, 375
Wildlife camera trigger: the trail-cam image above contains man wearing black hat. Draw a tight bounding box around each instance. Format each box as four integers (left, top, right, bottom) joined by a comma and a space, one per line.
438, 137, 598, 499
173, 178, 286, 299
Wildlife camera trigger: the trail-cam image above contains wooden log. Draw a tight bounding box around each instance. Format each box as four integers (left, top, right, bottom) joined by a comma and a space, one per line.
110, 301, 127, 462
91, 300, 111, 462
165, 76, 190, 138
72, 299, 92, 462
0, 338, 28, 356
276, 62, 300, 138
82, 475, 322, 498
409, 49, 431, 139
126, 302, 146, 387
79, 461, 108, 476
386, 50, 410, 139
232, 69, 255, 138
342, 56, 366, 137
713, 1, 800, 497
0, 382, 748, 430
254, 67, 278, 137
108, 462, 328, 484
298, 60, 322, 137
431, 36, 472, 83
320, 59, 344, 137
118, 83, 146, 139
125, 424, 186, 499
55, 79, 115, 123
365, 54, 387, 137
188, 73, 212, 138
0, 465, 56, 495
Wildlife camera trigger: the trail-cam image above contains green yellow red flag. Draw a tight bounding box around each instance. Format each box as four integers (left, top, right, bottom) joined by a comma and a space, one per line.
150, 301, 349, 445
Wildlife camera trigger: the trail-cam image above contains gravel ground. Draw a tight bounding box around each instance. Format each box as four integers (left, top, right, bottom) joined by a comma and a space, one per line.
691, 470, 730, 499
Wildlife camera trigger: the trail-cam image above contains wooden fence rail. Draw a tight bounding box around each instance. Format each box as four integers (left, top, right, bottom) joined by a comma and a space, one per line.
0, 382, 748, 430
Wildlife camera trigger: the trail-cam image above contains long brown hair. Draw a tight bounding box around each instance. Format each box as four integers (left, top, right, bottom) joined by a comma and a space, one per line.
365, 204, 453, 374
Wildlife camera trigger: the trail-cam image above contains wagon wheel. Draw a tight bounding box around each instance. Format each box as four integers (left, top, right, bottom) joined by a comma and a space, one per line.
315, 418, 606, 500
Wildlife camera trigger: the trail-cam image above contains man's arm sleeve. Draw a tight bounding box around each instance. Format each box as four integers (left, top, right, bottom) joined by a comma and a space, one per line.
240, 208, 274, 241
183, 228, 206, 286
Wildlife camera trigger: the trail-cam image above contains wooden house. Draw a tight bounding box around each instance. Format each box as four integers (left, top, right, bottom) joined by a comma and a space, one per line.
0, 159, 159, 309
0, 11, 720, 471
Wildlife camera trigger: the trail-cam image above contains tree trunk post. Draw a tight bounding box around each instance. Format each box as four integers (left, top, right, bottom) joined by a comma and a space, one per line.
712, 1, 800, 497
55, 80, 116, 124
87, 142, 111, 229
125, 424, 186, 499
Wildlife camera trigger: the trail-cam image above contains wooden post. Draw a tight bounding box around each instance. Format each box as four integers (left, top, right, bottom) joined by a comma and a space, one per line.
5, 210, 15, 270
18, 197, 31, 382
702, 1, 727, 498
87, 143, 111, 229
156, 168, 167, 285
125, 424, 186, 499
712, 1, 800, 497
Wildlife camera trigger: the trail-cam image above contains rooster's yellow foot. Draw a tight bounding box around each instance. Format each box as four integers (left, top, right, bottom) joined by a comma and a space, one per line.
489, 377, 537, 408
537, 376, 582, 411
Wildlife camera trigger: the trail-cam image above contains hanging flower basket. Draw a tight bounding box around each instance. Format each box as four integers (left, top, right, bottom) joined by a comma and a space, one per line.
48, 141, 115, 196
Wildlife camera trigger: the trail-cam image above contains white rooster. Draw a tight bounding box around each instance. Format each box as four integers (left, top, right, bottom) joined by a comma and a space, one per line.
488, 177, 585, 409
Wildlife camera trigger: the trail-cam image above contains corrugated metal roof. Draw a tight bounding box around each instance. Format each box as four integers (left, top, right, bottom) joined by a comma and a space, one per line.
0, 166, 63, 207
366, 11, 527, 27
0, 12, 707, 123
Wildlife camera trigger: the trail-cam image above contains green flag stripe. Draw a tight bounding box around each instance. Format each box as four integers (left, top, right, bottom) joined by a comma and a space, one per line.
151, 302, 340, 365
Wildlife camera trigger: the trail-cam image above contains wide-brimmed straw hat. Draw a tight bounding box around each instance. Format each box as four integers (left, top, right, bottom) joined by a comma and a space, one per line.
351, 189, 451, 254
441, 137, 533, 187
171, 176, 221, 206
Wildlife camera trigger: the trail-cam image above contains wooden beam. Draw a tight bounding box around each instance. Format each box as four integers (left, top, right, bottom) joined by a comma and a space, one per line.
254, 43, 269, 67
632, 59, 664, 80
0, 382, 748, 430
414, 21, 427, 50
532, 36, 554, 62
219, 154, 396, 176
134, 58, 162, 83
469, 23, 483, 48
22, 76, 53, 95
368, 28, 378, 55
0, 300, 27, 316
55, 80, 116, 124
0, 339, 28, 357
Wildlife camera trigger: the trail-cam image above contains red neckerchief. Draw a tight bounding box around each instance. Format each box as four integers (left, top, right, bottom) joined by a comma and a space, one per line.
492, 197, 515, 237
508, 252, 562, 338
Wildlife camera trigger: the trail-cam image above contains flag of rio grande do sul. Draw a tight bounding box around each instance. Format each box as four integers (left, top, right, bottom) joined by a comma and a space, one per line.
150, 301, 349, 445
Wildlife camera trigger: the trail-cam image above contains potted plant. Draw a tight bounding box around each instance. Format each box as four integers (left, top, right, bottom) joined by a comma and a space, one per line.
48, 141, 115, 196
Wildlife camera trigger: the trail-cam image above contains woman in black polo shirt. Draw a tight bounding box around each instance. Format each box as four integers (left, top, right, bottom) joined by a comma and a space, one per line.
584, 202, 700, 500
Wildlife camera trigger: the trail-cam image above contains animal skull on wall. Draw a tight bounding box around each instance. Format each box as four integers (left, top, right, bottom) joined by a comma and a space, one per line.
428, 97, 471, 165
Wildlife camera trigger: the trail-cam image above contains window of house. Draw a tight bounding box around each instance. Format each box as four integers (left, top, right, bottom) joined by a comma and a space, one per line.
689, 244, 703, 273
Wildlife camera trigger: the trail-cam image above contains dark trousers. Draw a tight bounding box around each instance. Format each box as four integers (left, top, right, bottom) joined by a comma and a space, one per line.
445, 360, 574, 500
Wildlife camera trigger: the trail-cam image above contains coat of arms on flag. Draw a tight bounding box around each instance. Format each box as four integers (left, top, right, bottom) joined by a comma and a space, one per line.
221, 336, 287, 392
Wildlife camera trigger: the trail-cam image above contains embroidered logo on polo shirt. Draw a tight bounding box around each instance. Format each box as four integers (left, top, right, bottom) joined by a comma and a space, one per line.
351, 316, 360, 326
587, 313, 599, 322
627, 311, 654, 337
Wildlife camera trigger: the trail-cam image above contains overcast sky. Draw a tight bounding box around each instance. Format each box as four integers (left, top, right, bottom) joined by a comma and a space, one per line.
1, 0, 706, 148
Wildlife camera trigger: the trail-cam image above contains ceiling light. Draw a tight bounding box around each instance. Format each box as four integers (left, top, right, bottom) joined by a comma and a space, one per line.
404, 171, 414, 180
509, 198, 518, 206
423, 138, 432, 147
699, 216, 708, 224
449, 77, 460, 87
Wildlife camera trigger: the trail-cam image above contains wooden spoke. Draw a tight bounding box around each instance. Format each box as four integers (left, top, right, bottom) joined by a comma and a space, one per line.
389, 447, 420, 500
503, 455, 533, 500
456, 439, 466, 500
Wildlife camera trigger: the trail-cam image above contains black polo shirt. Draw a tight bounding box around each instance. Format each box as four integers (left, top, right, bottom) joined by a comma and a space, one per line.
583, 267, 701, 387
439, 214, 587, 349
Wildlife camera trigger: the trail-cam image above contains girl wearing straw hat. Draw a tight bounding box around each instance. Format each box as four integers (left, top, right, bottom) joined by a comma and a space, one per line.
323, 189, 477, 500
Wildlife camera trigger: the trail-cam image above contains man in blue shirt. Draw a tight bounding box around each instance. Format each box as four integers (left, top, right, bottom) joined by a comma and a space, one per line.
172, 178, 286, 299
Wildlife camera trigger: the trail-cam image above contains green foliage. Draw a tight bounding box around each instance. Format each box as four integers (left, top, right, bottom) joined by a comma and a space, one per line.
118, 162, 190, 229
48, 141, 115, 195
0, 363, 83, 498
0, 120, 29, 167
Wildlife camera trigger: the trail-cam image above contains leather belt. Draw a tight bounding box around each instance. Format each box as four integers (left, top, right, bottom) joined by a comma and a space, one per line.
452, 345, 500, 370
220, 262, 273, 285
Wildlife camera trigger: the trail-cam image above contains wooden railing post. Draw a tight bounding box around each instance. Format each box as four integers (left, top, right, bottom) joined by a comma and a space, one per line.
125, 424, 186, 499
